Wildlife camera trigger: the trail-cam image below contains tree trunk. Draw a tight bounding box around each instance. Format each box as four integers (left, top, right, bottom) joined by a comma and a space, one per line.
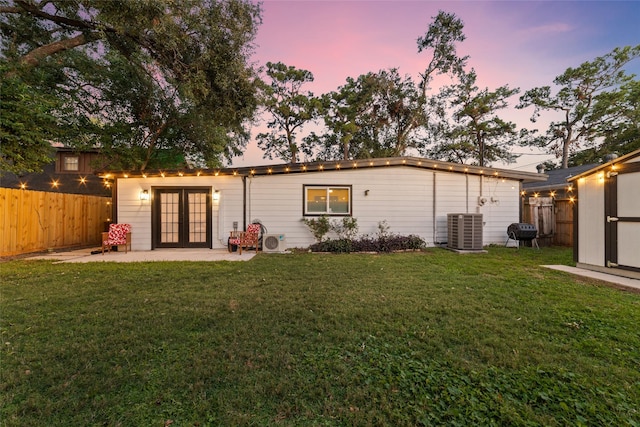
562, 111, 572, 169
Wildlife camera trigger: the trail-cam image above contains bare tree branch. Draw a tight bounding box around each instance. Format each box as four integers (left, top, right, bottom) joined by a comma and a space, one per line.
20, 33, 90, 67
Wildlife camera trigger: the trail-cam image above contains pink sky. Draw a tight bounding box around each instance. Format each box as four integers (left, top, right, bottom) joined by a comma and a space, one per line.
234, 1, 640, 171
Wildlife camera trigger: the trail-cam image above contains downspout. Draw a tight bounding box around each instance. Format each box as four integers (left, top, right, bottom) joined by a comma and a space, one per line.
466, 174, 469, 213
432, 172, 437, 245
111, 178, 118, 225
573, 182, 579, 263
242, 176, 247, 230
518, 181, 523, 222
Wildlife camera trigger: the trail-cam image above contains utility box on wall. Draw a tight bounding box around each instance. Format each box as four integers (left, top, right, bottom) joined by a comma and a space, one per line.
447, 213, 483, 251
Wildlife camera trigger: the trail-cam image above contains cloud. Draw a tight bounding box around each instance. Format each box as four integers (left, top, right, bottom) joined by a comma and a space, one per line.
519, 22, 574, 38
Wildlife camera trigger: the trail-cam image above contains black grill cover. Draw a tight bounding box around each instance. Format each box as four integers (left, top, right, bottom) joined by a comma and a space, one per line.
507, 223, 537, 240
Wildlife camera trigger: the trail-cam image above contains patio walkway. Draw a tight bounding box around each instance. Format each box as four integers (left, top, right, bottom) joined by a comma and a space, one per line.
28, 248, 257, 263
543, 265, 640, 293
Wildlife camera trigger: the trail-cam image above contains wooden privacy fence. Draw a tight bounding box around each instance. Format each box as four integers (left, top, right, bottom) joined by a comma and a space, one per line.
522, 196, 574, 247
0, 188, 112, 256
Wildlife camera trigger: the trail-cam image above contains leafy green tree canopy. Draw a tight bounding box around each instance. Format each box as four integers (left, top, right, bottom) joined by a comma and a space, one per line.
1, 0, 262, 172
518, 45, 640, 168
257, 61, 321, 164
428, 70, 524, 166
310, 69, 428, 160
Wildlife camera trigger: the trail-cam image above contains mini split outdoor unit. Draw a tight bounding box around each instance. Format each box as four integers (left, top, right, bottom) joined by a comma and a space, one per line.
447, 213, 483, 251
262, 234, 286, 253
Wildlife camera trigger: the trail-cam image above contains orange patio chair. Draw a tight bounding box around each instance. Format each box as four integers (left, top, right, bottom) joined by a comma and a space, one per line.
102, 223, 132, 254
228, 223, 261, 254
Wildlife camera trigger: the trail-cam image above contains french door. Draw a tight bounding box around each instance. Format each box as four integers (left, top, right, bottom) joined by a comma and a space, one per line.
153, 188, 212, 248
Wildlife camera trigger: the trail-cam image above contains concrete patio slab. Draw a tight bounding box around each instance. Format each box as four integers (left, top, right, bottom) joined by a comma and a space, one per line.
28, 248, 257, 263
543, 265, 640, 293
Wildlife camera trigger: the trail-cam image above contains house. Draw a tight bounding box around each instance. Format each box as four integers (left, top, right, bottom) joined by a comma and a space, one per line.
568, 149, 640, 279
521, 163, 597, 246
98, 156, 547, 251
1, 147, 111, 196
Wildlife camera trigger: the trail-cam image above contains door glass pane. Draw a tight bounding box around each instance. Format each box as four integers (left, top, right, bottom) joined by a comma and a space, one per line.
188, 192, 207, 243
160, 192, 179, 243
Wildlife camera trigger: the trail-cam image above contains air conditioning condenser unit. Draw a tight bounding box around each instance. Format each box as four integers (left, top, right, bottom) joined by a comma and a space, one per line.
263, 234, 286, 253
447, 213, 483, 251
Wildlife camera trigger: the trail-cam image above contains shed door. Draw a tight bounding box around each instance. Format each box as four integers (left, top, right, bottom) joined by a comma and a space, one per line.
153, 188, 211, 249
605, 169, 640, 272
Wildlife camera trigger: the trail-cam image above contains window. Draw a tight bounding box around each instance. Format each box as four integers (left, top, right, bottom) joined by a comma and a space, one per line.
304, 185, 351, 216
63, 155, 79, 171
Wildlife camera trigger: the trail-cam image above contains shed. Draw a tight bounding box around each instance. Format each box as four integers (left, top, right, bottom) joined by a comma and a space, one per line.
98, 156, 546, 251
568, 149, 640, 279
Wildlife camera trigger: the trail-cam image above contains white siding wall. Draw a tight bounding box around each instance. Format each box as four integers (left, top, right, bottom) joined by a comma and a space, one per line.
576, 173, 605, 266
116, 167, 522, 251
246, 167, 521, 249
116, 176, 242, 250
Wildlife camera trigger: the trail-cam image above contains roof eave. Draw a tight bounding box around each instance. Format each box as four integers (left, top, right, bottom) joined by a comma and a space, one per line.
96, 156, 547, 182
568, 149, 640, 182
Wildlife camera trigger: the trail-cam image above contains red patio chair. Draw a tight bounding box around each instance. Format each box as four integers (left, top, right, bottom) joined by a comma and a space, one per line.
228, 223, 261, 254
102, 223, 132, 254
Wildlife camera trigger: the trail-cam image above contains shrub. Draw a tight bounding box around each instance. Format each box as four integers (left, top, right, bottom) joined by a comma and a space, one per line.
332, 217, 359, 240
305, 217, 426, 253
302, 215, 331, 242
309, 238, 354, 253
311, 234, 426, 253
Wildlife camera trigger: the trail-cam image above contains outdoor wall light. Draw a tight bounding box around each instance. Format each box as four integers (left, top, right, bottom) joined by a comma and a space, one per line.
213, 190, 220, 201
139, 189, 150, 201
364, 189, 370, 196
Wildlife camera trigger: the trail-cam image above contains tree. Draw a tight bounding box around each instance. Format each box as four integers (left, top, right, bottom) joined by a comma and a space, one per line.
517, 45, 640, 168
0, 0, 262, 172
310, 69, 427, 160
307, 75, 374, 161
0, 65, 58, 175
257, 61, 321, 164
428, 70, 522, 166
568, 78, 640, 165
416, 10, 468, 99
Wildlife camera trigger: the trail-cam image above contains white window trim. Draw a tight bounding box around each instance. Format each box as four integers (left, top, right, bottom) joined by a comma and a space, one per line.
303, 185, 352, 216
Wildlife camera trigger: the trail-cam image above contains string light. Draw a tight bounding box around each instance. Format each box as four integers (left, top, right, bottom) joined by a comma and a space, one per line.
94, 158, 547, 184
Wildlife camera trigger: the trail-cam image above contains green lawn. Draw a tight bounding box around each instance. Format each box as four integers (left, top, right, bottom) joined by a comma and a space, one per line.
1, 247, 639, 426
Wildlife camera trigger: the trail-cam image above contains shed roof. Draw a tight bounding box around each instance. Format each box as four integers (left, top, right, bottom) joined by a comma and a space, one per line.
568, 149, 640, 181
523, 163, 598, 191
97, 156, 548, 183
